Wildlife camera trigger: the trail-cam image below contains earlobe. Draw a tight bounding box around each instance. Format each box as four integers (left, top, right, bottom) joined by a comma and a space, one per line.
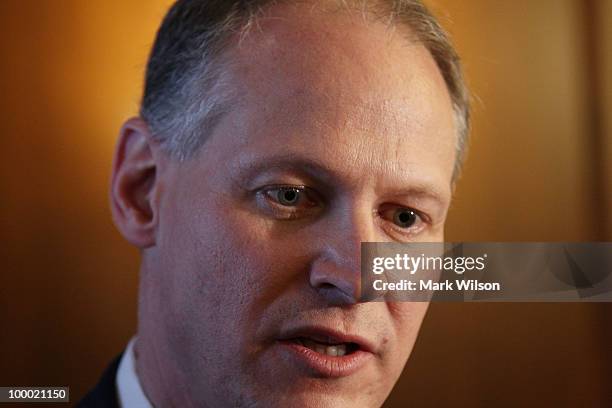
110, 117, 160, 248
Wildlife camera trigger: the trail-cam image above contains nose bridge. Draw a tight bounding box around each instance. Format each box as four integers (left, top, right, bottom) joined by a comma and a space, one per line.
308, 200, 376, 305
329, 204, 375, 268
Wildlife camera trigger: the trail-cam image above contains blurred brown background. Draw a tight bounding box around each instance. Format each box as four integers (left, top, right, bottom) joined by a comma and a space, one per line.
0, 0, 610, 406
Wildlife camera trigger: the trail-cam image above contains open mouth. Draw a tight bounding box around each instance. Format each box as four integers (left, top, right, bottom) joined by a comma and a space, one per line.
290, 337, 360, 357
275, 327, 375, 377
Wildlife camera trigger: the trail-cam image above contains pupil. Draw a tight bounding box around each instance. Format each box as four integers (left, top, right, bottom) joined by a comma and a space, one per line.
396, 210, 416, 227
284, 190, 296, 201
279, 188, 298, 205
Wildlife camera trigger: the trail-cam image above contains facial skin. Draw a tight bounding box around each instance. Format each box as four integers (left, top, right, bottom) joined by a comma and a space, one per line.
111, 3, 456, 407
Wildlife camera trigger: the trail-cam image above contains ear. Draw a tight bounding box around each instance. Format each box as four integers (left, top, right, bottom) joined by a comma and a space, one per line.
110, 117, 162, 248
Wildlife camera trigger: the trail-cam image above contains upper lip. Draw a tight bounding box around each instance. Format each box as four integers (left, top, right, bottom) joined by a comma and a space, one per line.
277, 325, 378, 354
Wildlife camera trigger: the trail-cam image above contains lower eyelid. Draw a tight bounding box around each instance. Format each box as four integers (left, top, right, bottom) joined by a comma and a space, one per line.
258, 199, 299, 219
387, 224, 426, 241
374, 211, 426, 237
256, 191, 321, 221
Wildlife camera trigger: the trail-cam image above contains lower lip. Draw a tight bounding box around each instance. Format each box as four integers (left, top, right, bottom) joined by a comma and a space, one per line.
277, 340, 373, 378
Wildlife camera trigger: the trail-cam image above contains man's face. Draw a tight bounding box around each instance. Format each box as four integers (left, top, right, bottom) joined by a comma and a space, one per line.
137, 4, 456, 407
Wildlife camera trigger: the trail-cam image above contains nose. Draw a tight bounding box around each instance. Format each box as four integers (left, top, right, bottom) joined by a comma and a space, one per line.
309, 206, 377, 306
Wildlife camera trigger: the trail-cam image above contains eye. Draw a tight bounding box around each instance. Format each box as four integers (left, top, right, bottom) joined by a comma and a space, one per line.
377, 204, 427, 237
393, 208, 418, 228
256, 185, 321, 220
276, 187, 301, 206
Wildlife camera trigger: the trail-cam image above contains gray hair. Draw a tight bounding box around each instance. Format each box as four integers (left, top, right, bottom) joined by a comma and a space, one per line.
140, 0, 470, 179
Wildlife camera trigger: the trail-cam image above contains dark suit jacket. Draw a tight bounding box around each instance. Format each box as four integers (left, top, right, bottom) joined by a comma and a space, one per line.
77, 353, 123, 408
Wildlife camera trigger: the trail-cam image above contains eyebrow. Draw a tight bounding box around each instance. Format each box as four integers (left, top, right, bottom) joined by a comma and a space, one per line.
235, 153, 449, 206
235, 154, 339, 186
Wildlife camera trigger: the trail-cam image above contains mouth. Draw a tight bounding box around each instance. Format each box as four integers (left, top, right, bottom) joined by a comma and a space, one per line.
276, 326, 376, 378
290, 337, 360, 357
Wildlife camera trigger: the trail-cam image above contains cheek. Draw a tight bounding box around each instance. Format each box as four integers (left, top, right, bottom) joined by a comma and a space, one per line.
156, 191, 302, 344
390, 302, 429, 330
386, 302, 429, 362
145, 192, 289, 393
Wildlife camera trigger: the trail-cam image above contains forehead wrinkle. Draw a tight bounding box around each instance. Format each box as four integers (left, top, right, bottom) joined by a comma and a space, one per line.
219, 79, 453, 199
207, 0, 456, 201
234, 144, 449, 206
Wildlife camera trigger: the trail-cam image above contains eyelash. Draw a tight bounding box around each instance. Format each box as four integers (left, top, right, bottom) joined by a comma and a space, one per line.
375, 206, 429, 239
255, 184, 430, 237
256, 185, 321, 219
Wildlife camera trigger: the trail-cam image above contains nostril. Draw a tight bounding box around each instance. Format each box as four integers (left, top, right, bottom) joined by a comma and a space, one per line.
309, 259, 360, 305
315, 284, 357, 306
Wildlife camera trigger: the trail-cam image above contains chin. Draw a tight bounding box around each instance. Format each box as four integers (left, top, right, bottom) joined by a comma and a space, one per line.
239, 376, 388, 408
255, 390, 380, 408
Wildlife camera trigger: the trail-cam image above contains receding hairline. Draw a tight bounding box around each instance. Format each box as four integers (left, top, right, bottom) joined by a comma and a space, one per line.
222, 1, 466, 183
140, 0, 470, 181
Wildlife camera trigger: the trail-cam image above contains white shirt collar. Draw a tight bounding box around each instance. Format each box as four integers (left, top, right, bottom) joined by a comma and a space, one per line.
116, 337, 153, 408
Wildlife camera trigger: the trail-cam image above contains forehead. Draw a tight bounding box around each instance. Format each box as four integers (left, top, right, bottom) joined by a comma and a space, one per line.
232, 3, 452, 103
198, 1, 456, 197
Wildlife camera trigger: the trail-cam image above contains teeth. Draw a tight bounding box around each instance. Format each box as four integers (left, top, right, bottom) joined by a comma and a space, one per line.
300, 338, 348, 356
315, 345, 326, 354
